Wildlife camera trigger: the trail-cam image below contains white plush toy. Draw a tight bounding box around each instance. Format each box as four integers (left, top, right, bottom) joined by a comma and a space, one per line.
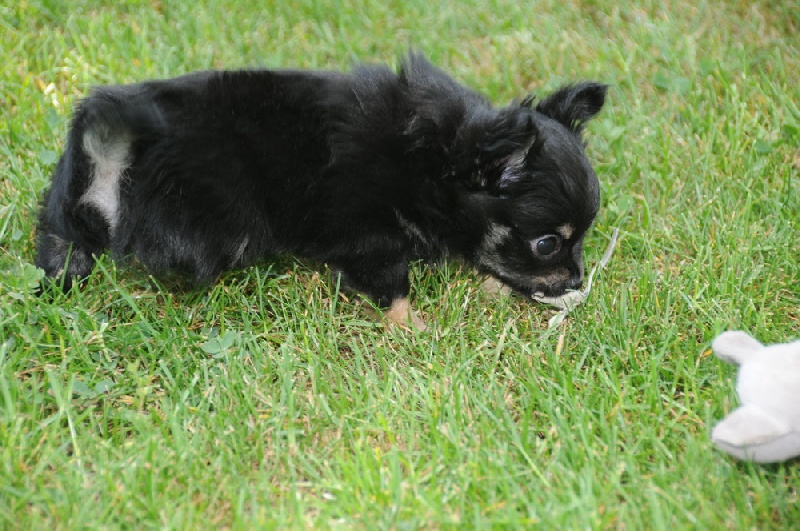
711, 331, 800, 463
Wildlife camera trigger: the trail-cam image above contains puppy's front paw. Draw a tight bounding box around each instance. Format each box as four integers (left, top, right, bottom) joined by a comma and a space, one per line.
481, 275, 512, 297
383, 297, 427, 331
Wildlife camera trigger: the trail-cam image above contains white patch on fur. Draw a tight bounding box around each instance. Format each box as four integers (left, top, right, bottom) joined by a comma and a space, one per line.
498, 137, 536, 187
80, 128, 131, 232
394, 208, 428, 246
557, 224, 575, 240
231, 235, 250, 265
483, 222, 511, 249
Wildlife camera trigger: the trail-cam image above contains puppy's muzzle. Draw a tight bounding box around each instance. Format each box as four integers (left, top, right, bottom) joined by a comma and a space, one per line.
566, 275, 583, 291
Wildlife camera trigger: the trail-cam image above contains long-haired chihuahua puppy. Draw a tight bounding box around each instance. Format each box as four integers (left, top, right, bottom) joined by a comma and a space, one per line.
36, 54, 606, 328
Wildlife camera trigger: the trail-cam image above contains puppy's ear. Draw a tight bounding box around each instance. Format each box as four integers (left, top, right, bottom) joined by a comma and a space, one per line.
454, 107, 537, 191
536, 82, 607, 133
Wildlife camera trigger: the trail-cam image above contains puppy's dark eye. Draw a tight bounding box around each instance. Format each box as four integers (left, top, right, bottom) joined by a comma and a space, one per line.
532, 235, 560, 257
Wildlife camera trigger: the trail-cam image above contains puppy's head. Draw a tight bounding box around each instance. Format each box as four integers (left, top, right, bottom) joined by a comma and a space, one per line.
454, 82, 607, 299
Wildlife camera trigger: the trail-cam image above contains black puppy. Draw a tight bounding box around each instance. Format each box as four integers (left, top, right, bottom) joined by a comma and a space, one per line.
36, 54, 606, 328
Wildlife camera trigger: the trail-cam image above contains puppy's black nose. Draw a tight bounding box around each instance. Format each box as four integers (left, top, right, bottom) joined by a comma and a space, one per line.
566, 276, 583, 290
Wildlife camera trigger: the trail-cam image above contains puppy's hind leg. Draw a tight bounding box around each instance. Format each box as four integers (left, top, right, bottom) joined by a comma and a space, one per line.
338, 256, 427, 331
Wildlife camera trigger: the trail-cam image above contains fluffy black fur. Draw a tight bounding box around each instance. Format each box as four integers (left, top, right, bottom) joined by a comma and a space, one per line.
36, 54, 606, 312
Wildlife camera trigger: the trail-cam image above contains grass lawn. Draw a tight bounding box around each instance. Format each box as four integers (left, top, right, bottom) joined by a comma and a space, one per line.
1, 0, 799, 527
